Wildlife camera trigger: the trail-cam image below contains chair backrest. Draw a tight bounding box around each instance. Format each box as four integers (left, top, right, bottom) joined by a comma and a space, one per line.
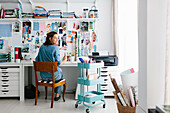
33, 61, 57, 72
33, 61, 57, 84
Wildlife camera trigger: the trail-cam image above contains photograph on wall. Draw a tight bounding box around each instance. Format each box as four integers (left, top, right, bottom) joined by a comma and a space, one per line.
88, 22, 94, 29
61, 33, 67, 47
46, 23, 52, 33
12, 22, 20, 33
21, 44, 29, 53
52, 22, 58, 32
0, 39, 4, 49
80, 22, 88, 31
22, 22, 31, 43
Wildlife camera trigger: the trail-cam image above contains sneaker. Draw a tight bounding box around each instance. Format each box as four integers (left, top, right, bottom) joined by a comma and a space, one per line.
54, 95, 61, 101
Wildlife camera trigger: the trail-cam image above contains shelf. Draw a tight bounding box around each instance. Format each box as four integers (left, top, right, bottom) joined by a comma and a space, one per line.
78, 77, 104, 86
0, 18, 18, 21
78, 91, 104, 103
0, 18, 98, 22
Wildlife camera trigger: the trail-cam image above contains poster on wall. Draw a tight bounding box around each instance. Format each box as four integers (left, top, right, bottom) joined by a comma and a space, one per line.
22, 22, 31, 43
12, 22, 20, 33
46, 23, 52, 33
21, 44, 29, 53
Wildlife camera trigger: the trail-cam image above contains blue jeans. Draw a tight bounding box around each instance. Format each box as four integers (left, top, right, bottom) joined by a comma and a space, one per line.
41, 70, 63, 94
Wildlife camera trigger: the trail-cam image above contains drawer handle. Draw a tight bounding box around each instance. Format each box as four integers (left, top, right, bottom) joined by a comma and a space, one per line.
101, 84, 107, 86
104, 79, 108, 81
101, 90, 107, 91
2, 72, 8, 74
2, 85, 9, 87
2, 80, 9, 82
2, 76, 9, 77
2, 90, 9, 92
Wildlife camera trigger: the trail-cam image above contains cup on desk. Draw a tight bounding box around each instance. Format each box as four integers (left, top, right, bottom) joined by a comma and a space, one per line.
70, 56, 75, 63
16, 59, 21, 63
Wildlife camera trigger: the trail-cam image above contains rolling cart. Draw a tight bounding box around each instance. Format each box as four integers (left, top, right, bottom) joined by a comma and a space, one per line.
75, 63, 106, 113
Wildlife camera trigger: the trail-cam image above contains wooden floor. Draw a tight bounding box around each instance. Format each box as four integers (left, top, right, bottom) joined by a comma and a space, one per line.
0, 94, 118, 113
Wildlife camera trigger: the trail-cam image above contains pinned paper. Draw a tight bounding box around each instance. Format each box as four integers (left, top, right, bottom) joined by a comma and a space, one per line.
33, 22, 39, 31
39, 22, 46, 32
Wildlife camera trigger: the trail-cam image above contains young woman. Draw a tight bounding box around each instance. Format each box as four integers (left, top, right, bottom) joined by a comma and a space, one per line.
35, 31, 67, 101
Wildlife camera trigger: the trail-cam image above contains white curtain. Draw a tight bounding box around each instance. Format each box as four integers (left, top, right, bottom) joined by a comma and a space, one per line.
112, 0, 118, 56
165, 0, 170, 105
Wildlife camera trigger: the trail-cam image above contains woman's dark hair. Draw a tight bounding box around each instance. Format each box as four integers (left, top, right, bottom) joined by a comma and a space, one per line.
43, 31, 57, 46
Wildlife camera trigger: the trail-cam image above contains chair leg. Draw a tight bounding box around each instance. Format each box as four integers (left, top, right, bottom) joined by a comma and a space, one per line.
45, 87, 47, 99
62, 83, 67, 102
51, 87, 55, 108
35, 85, 38, 105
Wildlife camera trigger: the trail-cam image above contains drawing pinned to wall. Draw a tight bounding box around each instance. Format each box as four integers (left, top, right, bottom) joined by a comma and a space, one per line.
0, 24, 12, 37
46, 23, 52, 33
22, 22, 31, 43
12, 22, 20, 33
67, 30, 72, 43
91, 31, 97, 50
39, 22, 46, 32
61, 33, 67, 47
35, 31, 40, 48
66, 30, 76, 43
62, 22, 66, 31
72, 22, 80, 30
52, 22, 58, 32
33, 22, 39, 31
21, 44, 29, 53
58, 28, 63, 34
0, 39, 4, 49
81, 22, 88, 31
89, 22, 93, 29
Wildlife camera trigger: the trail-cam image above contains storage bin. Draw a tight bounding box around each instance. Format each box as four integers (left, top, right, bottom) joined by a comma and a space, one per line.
113, 91, 136, 113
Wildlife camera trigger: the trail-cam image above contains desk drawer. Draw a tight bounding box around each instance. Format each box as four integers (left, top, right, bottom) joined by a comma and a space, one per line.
0, 85, 19, 90
0, 67, 20, 73
101, 86, 109, 90
101, 71, 110, 75
0, 90, 19, 96
0, 73, 19, 80
0, 80, 19, 86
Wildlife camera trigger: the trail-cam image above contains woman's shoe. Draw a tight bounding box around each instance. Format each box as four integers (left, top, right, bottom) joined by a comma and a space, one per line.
54, 95, 61, 101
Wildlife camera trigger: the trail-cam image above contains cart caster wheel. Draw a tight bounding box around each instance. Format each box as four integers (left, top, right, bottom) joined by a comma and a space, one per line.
75, 104, 78, 108
86, 108, 90, 113
103, 104, 106, 108
92, 102, 95, 104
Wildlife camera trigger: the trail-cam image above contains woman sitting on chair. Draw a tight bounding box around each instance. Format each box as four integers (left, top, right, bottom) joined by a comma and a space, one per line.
35, 31, 67, 101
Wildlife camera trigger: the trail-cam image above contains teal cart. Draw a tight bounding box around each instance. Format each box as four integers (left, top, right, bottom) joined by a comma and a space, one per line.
75, 63, 106, 113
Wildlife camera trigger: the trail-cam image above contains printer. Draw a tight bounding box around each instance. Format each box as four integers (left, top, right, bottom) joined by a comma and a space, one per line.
89, 52, 118, 66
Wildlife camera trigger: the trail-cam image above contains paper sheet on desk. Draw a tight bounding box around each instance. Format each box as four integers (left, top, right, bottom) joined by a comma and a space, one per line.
120, 72, 138, 101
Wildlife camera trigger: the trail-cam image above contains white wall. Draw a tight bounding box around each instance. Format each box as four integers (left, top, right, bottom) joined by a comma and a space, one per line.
138, 0, 167, 111
147, 0, 167, 108
138, 0, 147, 112
117, 0, 138, 72
27, 0, 114, 55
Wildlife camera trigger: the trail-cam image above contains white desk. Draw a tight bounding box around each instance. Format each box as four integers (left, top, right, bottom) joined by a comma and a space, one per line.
0, 61, 78, 101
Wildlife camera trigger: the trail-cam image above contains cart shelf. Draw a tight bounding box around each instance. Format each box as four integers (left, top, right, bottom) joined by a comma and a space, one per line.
78, 77, 104, 86
78, 91, 104, 103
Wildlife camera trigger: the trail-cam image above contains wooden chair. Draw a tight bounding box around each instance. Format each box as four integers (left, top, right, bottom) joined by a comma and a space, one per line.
33, 61, 67, 108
